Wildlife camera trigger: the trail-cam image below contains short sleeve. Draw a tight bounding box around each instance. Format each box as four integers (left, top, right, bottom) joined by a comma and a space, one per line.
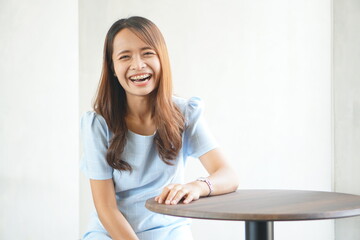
80, 111, 113, 180
184, 97, 218, 158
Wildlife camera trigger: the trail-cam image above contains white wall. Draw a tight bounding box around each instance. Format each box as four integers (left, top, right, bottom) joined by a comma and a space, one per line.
4, 1, 359, 240
0, 0, 79, 239
79, 1, 333, 239
334, 0, 360, 238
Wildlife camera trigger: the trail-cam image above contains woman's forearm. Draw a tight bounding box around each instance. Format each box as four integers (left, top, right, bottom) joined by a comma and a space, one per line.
155, 148, 240, 205
191, 166, 239, 197
207, 166, 239, 195
97, 207, 139, 240
155, 166, 239, 205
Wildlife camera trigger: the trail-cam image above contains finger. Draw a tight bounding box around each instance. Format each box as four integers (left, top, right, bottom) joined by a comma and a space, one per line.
183, 193, 195, 204
158, 185, 174, 204
158, 186, 172, 203
171, 189, 189, 205
165, 185, 182, 204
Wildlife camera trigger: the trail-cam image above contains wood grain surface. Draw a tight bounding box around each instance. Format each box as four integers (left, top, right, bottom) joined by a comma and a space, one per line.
145, 189, 360, 221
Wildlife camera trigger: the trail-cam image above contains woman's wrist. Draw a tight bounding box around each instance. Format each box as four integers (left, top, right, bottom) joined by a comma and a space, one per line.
191, 179, 211, 197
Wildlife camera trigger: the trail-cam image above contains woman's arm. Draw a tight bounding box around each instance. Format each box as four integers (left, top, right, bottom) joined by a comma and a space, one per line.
90, 179, 139, 240
198, 148, 239, 195
155, 148, 239, 205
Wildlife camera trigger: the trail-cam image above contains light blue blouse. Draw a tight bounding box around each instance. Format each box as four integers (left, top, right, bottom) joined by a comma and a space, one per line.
80, 96, 218, 240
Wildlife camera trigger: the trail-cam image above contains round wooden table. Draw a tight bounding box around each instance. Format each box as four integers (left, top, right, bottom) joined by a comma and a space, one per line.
145, 189, 360, 240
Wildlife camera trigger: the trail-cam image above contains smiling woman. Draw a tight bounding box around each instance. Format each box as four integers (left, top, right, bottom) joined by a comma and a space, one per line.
112, 29, 160, 95
80, 16, 239, 240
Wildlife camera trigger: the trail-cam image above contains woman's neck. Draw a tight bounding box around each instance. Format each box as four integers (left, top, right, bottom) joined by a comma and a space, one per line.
125, 94, 153, 122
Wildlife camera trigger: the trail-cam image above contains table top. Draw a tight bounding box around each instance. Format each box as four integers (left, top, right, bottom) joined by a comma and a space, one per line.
145, 189, 360, 221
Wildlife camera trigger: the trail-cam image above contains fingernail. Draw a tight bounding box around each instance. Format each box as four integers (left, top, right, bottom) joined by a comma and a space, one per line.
171, 200, 176, 204
165, 200, 170, 204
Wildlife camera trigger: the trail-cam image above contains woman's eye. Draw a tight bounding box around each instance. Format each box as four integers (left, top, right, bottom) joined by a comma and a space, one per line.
144, 52, 155, 56
119, 55, 130, 60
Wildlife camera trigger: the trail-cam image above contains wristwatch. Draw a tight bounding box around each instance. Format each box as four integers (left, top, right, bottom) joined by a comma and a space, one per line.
196, 177, 213, 197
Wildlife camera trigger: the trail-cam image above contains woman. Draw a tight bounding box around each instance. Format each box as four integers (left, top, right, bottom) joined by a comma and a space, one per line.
81, 16, 239, 240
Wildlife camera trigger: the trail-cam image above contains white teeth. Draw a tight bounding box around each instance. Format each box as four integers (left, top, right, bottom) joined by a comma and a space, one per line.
129, 74, 151, 80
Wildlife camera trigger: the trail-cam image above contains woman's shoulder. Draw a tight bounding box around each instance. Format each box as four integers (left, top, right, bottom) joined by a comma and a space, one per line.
80, 111, 109, 132
172, 96, 205, 125
172, 95, 204, 113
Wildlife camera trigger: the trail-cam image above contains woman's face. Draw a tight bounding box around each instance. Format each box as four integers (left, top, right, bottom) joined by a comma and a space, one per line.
112, 28, 161, 98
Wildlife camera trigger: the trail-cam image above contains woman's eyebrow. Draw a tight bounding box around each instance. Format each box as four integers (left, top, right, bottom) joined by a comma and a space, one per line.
116, 47, 153, 56
116, 50, 130, 56
141, 47, 153, 51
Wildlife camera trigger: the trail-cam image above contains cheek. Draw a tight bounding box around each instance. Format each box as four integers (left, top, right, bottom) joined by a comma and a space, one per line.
114, 65, 128, 78
152, 59, 161, 77
113, 66, 128, 86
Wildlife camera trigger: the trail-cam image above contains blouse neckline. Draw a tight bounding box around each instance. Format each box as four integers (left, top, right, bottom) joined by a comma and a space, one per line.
127, 129, 156, 138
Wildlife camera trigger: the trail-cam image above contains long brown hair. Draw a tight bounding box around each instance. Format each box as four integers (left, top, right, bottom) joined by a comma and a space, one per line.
93, 16, 185, 172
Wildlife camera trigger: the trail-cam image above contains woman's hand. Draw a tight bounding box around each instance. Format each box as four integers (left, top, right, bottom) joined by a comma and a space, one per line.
155, 181, 207, 205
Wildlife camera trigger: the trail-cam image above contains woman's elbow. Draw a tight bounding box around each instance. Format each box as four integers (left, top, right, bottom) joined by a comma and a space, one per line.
230, 170, 240, 191
220, 166, 239, 192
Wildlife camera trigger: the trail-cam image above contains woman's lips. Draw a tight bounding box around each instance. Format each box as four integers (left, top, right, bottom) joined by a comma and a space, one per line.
129, 73, 152, 81
128, 73, 152, 87
130, 76, 152, 87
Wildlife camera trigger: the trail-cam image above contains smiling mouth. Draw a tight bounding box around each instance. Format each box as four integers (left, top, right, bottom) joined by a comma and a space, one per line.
129, 73, 152, 82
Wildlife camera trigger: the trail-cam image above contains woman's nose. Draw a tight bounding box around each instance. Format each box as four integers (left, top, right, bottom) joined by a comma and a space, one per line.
130, 55, 146, 70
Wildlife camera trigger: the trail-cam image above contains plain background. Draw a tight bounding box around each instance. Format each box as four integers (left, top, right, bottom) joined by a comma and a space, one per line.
0, 0, 359, 239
